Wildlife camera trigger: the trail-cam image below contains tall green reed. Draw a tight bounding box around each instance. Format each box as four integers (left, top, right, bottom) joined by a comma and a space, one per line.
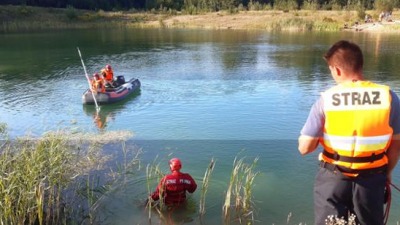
199, 158, 216, 216
0, 122, 6, 135
223, 156, 260, 224
145, 156, 168, 221
0, 133, 76, 225
0, 128, 135, 225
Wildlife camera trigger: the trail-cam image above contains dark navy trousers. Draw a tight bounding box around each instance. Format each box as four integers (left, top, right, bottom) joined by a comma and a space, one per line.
314, 167, 386, 225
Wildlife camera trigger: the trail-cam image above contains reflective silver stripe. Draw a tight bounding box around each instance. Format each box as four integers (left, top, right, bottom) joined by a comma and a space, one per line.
323, 133, 391, 152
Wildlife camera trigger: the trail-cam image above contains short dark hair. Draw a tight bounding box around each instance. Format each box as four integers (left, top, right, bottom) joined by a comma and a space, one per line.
323, 40, 363, 73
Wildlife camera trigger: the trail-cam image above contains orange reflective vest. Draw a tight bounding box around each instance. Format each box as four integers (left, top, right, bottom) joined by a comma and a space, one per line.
101, 69, 114, 82
319, 81, 392, 176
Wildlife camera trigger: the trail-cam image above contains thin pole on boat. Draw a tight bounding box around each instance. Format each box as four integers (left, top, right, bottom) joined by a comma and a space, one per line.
77, 47, 100, 113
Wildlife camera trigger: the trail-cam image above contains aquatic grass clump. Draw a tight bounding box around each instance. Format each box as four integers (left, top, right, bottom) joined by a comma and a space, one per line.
0, 128, 135, 225
223, 156, 260, 224
145, 156, 168, 221
0, 122, 6, 135
0, 133, 78, 225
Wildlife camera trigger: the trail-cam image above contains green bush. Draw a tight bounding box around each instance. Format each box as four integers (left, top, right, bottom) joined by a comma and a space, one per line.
185, 4, 197, 15
249, 1, 264, 10
331, 3, 342, 10
17, 6, 33, 16
65, 5, 78, 20
302, 0, 319, 10
374, 0, 395, 11
228, 6, 239, 14
356, 5, 366, 20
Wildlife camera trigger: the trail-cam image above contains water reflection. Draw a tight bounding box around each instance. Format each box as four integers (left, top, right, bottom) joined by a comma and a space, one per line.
146, 200, 197, 224
83, 105, 114, 130
82, 90, 141, 131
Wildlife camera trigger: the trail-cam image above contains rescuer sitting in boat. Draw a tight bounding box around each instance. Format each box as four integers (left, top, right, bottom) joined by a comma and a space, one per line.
101, 64, 115, 87
147, 158, 197, 206
91, 73, 105, 93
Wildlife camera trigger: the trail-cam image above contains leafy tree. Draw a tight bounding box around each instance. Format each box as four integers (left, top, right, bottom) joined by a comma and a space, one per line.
375, 0, 396, 11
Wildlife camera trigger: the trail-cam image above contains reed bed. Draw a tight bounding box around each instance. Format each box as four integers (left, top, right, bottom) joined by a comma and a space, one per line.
145, 156, 168, 221
0, 127, 136, 225
0, 133, 77, 224
223, 156, 260, 224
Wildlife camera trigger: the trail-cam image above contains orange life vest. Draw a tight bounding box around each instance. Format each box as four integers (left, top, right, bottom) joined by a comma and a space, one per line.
319, 81, 392, 176
91, 78, 105, 93
101, 69, 114, 82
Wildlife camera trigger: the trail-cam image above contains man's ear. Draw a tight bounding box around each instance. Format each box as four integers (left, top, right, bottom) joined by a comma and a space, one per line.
335, 66, 342, 76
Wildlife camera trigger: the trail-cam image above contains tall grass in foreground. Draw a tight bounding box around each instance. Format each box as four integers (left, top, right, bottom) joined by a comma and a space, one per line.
0, 133, 77, 224
199, 158, 216, 217
0, 122, 6, 135
0, 128, 135, 225
223, 156, 260, 224
145, 156, 168, 221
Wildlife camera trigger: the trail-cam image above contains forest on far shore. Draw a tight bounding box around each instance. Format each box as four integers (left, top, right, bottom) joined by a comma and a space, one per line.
0, 0, 398, 14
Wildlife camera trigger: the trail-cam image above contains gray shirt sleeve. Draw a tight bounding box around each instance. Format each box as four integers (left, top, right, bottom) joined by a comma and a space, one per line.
390, 90, 400, 134
300, 96, 324, 138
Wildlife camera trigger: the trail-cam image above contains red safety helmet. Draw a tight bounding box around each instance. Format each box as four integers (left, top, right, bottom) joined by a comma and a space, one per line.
169, 158, 182, 171
93, 73, 100, 79
106, 64, 112, 70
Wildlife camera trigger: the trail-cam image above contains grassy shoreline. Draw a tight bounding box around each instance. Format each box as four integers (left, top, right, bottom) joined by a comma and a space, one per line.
1, 5, 400, 33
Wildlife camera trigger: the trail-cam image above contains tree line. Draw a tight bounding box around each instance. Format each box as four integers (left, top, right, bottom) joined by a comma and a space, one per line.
0, 0, 398, 12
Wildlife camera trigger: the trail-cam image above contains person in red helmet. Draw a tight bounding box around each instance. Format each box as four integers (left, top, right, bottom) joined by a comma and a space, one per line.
149, 158, 197, 206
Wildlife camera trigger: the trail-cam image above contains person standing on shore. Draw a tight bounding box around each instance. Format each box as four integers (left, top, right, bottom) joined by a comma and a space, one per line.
298, 40, 400, 225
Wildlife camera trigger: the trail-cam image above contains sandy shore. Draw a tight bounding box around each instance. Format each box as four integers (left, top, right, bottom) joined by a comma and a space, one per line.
347, 20, 400, 32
